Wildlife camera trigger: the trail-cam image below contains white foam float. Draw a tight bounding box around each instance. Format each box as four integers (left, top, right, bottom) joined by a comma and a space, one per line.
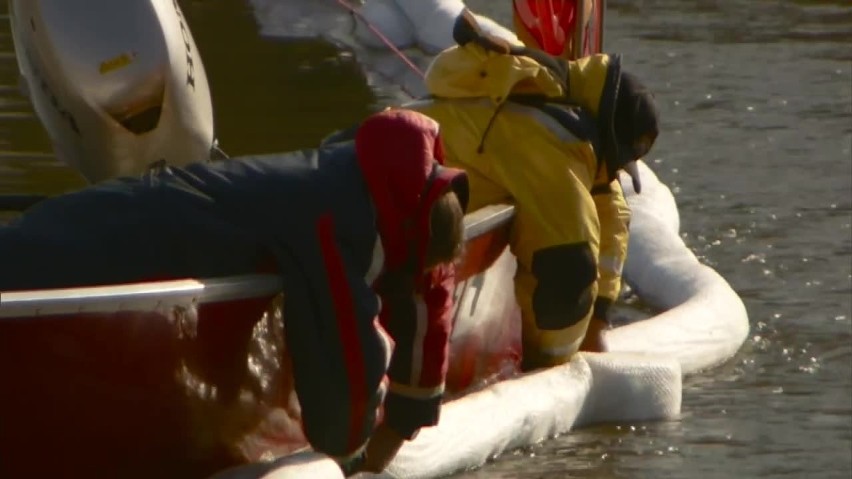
215, 351, 681, 479
607, 163, 750, 375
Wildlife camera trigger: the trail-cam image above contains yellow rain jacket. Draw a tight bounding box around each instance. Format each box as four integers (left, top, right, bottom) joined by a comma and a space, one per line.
406, 44, 628, 369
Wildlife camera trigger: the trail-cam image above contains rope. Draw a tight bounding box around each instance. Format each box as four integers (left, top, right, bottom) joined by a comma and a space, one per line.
335, 0, 426, 79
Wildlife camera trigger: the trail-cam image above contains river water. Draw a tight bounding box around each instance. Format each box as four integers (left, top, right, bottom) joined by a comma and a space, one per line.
0, 1, 849, 478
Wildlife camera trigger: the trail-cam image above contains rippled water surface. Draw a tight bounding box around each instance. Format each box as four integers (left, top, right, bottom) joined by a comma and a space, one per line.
0, 1, 849, 478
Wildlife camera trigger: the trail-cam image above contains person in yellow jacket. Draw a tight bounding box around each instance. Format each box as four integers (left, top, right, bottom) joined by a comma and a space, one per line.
405, 10, 659, 370
511, 0, 629, 353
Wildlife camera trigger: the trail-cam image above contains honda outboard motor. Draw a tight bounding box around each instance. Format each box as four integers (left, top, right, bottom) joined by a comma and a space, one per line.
8, 0, 217, 182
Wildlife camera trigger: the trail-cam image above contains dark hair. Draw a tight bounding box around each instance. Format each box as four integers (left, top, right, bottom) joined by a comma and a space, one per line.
423, 189, 465, 270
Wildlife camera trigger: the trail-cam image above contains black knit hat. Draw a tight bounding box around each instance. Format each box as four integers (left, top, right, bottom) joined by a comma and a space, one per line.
612, 72, 659, 192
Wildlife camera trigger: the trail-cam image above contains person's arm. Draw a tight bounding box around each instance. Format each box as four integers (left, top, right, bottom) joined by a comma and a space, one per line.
277, 215, 389, 464
581, 178, 630, 352
361, 263, 455, 472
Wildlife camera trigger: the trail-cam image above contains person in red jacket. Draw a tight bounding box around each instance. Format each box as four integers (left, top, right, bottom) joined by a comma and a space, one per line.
0, 109, 468, 475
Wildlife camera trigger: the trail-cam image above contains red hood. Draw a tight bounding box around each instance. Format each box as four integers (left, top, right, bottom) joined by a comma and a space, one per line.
355, 109, 469, 274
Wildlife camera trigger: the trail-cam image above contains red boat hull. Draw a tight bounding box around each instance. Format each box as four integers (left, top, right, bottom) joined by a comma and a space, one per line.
0, 205, 521, 478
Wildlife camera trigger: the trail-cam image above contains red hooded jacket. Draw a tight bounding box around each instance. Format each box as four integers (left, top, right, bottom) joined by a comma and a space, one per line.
0, 109, 469, 461
355, 109, 469, 439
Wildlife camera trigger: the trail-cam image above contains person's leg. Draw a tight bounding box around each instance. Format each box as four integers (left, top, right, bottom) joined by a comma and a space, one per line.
0, 226, 50, 290
499, 145, 601, 370
580, 179, 630, 352
0, 191, 152, 290
0, 183, 266, 291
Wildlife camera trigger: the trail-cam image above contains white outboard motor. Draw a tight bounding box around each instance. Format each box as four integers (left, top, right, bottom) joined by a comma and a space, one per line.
8, 0, 217, 183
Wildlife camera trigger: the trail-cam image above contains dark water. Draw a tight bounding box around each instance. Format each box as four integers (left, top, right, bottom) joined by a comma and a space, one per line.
1, 1, 850, 478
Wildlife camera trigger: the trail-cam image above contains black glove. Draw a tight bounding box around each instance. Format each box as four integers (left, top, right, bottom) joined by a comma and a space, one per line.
339, 450, 367, 477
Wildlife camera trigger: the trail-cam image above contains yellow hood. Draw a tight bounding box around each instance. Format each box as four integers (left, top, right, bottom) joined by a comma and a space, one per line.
565, 53, 617, 118
425, 43, 618, 121
424, 43, 566, 104
424, 43, 631, 186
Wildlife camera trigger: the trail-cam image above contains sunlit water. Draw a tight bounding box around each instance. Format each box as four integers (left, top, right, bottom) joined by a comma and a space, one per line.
0, 1, 849, 478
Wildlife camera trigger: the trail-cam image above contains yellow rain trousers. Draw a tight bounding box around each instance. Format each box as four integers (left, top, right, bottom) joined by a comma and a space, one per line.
407, 45, 628, 369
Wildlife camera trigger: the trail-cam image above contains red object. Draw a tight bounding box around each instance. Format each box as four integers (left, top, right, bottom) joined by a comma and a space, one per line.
513, 0, 579, 56
0, 209, 520, 478
514, 0, 606, 58
0, 295, 274, 479
355, 109, 469, 276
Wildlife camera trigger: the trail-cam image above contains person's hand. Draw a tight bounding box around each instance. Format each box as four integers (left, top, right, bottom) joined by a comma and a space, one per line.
361, 422, 406, 474
339, 451, 367, 477
579, 316, 609, 353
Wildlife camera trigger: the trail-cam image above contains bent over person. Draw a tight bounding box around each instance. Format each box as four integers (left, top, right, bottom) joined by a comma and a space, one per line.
407, 11, 659, 370
0, 109, 469, 475
511, 0, 633, 352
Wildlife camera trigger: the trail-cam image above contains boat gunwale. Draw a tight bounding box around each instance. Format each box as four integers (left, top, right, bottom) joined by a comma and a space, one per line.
0, 274, 283, 318
0, 204, 516, 319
